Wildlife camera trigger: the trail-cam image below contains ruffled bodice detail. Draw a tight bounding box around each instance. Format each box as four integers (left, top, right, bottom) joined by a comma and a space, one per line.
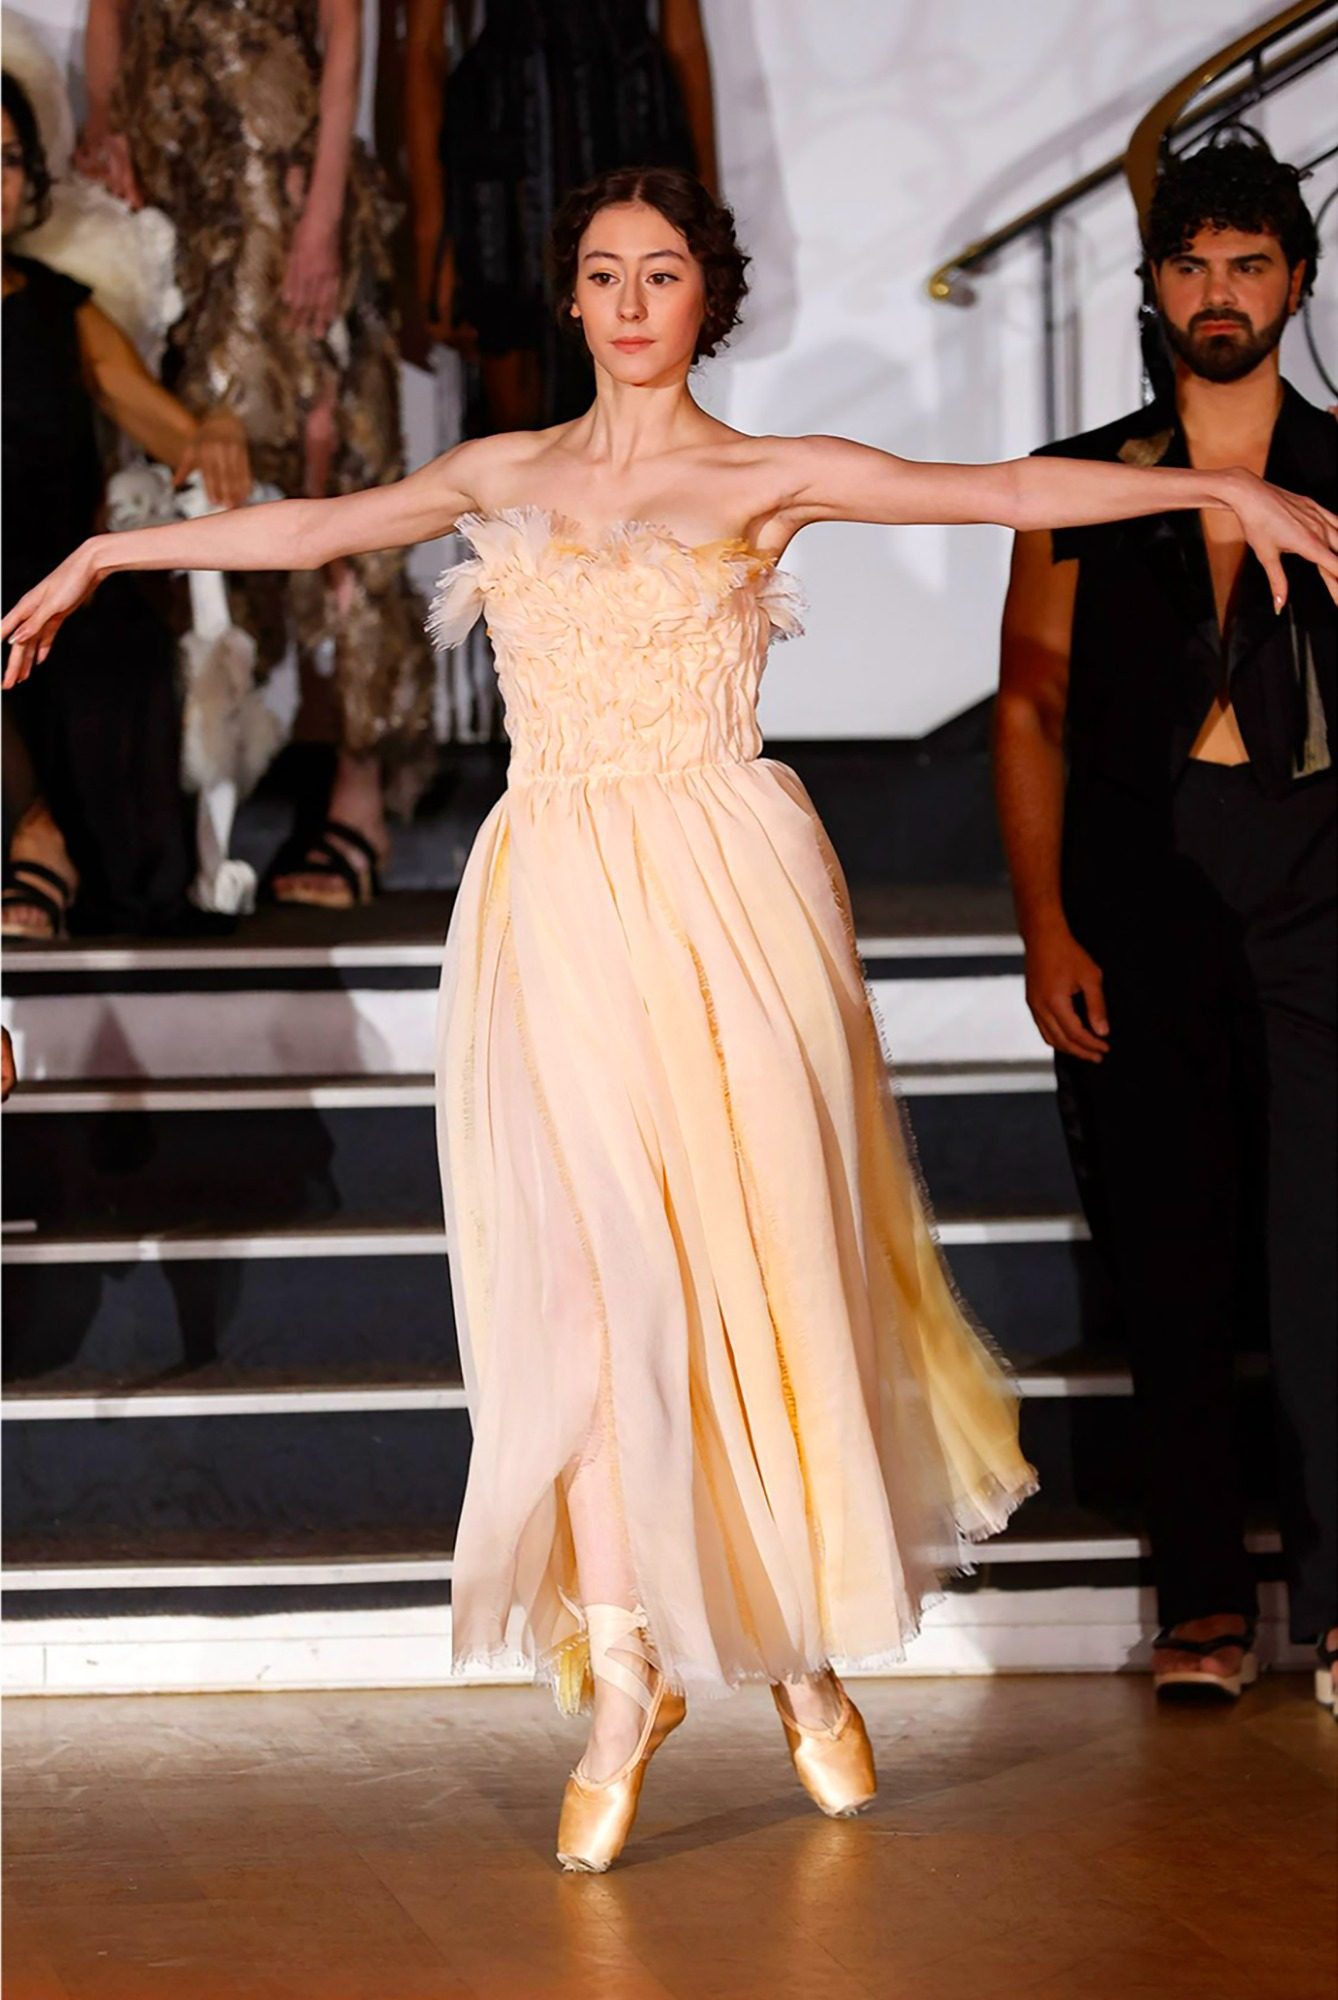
428, 507, 805, 785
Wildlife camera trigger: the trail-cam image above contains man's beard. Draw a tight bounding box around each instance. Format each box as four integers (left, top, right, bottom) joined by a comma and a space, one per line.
1161, 303, 1290, 384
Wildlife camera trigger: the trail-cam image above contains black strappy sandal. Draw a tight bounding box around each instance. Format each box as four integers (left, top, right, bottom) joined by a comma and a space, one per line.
1316, 1637, 1338, 1718
1, 858, 77, 940
1152, 1620, 1259, 1702
264, 819, 384, 909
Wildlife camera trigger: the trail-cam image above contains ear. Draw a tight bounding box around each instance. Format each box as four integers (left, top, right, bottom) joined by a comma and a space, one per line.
569, 302, 581, 319
1287, 259, 1306, 314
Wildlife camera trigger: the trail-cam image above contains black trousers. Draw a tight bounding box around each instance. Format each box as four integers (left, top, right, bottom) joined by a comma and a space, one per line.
1060, 762, 1336, 1644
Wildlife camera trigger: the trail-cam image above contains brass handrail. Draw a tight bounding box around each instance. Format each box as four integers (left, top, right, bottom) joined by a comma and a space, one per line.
927, 0, 1338, 304
1125, 0, 1334, 222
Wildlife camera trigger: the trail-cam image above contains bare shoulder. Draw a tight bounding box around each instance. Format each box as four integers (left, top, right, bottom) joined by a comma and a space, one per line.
726, 433, 899, 550
454, 422, 590, 511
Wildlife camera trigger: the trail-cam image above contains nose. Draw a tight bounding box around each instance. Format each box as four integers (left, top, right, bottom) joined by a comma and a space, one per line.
618, 287, 648, 323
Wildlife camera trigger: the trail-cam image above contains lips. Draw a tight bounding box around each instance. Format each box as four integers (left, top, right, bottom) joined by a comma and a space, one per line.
612, 338, 652, 350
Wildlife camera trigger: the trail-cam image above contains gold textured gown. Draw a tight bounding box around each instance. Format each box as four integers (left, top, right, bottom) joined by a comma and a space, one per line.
430, 508, 1036, 1702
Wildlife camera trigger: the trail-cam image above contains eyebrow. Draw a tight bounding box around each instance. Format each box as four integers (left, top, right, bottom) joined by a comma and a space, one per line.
1174, 248, 1276, 262
579, 247, 689, 263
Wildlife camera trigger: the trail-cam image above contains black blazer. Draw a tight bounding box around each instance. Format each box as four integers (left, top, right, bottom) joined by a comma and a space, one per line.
1032, 381, 1335, 809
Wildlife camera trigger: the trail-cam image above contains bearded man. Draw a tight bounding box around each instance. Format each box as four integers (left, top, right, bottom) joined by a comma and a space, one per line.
995, 137, 1336, 1708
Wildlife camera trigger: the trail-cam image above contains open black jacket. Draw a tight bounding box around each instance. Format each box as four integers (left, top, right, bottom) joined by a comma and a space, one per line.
1033, 380, 1335, 810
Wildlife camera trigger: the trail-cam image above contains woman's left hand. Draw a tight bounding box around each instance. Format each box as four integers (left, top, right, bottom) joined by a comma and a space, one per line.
282, 210, 343, 340
174, 408, 252, 510
1230, 469, 1338, 610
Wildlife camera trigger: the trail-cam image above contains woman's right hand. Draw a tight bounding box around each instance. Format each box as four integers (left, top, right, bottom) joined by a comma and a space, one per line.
74, 124, 143, 210
1, 543, 105, 687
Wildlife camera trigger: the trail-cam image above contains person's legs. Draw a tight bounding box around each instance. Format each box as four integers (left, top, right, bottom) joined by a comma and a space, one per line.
563, 1393, 844, 1781
2, 797, 78, 938
1063, 775, 1261, 1673
562, 1414, 653, 1783
270, 379, 391, 908
1247, 775, 1337, 1652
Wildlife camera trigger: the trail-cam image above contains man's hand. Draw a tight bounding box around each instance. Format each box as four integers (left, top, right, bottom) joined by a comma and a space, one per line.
1024, 915, 1110, 1062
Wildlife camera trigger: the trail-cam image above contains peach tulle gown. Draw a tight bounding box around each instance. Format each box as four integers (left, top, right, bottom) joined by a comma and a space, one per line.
430, 507, 1036, 1703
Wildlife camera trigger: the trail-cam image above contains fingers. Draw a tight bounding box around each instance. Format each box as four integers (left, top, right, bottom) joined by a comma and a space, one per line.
3, 636, 33, 688
1079, 967, 1109, 1040
1030, 987, 1109, 1062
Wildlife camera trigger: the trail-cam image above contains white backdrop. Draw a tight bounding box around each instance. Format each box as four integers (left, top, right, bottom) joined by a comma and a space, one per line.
10, 0, 1336, 736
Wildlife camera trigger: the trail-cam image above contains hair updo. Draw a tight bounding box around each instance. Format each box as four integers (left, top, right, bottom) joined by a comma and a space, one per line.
549, 166, 750, 361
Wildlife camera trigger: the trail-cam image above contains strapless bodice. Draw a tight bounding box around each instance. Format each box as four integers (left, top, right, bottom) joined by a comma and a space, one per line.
427, 507, 804, 785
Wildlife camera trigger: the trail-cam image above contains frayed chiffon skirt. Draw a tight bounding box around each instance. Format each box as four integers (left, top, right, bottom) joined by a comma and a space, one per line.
435, 753, 1036, 1701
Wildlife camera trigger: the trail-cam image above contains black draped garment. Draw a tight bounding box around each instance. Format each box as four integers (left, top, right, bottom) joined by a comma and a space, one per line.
441, 0, 698, 421
2, 253, 191, 934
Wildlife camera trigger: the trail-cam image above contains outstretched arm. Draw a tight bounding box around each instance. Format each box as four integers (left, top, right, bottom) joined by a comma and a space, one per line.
1, 447, 481, 687
773, 434, 1338, 611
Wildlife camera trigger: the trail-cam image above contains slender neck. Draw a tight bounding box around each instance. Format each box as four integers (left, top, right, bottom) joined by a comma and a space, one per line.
1175, 351, 1285, 459
572, 362, 709, 472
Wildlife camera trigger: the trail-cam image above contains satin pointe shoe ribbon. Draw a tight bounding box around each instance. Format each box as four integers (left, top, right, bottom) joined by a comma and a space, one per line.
555, 1602, 687, 1873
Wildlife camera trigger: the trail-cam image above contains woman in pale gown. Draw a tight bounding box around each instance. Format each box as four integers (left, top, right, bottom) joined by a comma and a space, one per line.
7, 167, 1337, 1874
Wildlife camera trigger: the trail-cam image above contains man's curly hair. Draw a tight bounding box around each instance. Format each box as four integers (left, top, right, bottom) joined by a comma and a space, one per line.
549, 166, 750, 361
1145, 136, 1319, 300
2, 71, 53, 230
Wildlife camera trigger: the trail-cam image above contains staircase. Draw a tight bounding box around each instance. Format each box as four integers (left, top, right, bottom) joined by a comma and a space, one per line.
1, 860, 1300, 1696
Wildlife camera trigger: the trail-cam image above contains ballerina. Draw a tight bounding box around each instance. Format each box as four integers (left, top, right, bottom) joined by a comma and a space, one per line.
6, 165, 1337, 1875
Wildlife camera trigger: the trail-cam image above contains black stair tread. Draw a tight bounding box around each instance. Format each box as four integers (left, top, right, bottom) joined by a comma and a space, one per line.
990, 1497, 1279, 1549
3, 1219, 447, 1247
3, 1522, 455, 1568
3, 1352, 1137, 1400
2, 1361, 467, 1398
6, 1200, 1084, 1243
2, 1064, 1056, 1112
0, 881, 1017, 960
4, 1505, 1284, 1576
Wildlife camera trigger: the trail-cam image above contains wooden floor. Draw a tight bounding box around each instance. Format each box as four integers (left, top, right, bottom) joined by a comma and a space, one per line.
4, 1674, 1335, 2000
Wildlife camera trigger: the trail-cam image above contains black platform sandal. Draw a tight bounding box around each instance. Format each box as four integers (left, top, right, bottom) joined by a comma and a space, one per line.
265, 819, 383, 909
1152, 1621, 1259, 1702
1316, 1637, 1338, 1718
1, 858, 77, 940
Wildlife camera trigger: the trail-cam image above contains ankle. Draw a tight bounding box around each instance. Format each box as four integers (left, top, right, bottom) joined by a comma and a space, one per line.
775, 1667, 845, 1731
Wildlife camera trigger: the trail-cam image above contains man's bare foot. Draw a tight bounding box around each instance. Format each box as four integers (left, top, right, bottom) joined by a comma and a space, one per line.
774, 1667, 847, 1732
1152, 1613, 1255, 1694
2, 801, 78, 938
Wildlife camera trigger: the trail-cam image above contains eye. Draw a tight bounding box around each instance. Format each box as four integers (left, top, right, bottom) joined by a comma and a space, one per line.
647, 272, 679, 285
587, 271, 617, 286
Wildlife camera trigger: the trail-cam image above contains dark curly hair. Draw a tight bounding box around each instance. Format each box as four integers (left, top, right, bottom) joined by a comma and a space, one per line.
1144, 134, 1319, 300
2, 71, 53, 230
549, 166, 750, 361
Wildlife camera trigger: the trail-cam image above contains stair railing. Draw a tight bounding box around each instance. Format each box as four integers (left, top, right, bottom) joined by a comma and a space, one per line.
927, 1, 1338, 435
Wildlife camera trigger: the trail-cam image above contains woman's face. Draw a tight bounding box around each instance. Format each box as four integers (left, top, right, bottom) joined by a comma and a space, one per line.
571, 201, 707, 384
2, 110, 27, 240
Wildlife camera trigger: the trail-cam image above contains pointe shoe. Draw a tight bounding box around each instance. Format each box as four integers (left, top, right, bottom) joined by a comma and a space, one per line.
772, 1678, 877, 1818
556, 1603, 686, 1873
